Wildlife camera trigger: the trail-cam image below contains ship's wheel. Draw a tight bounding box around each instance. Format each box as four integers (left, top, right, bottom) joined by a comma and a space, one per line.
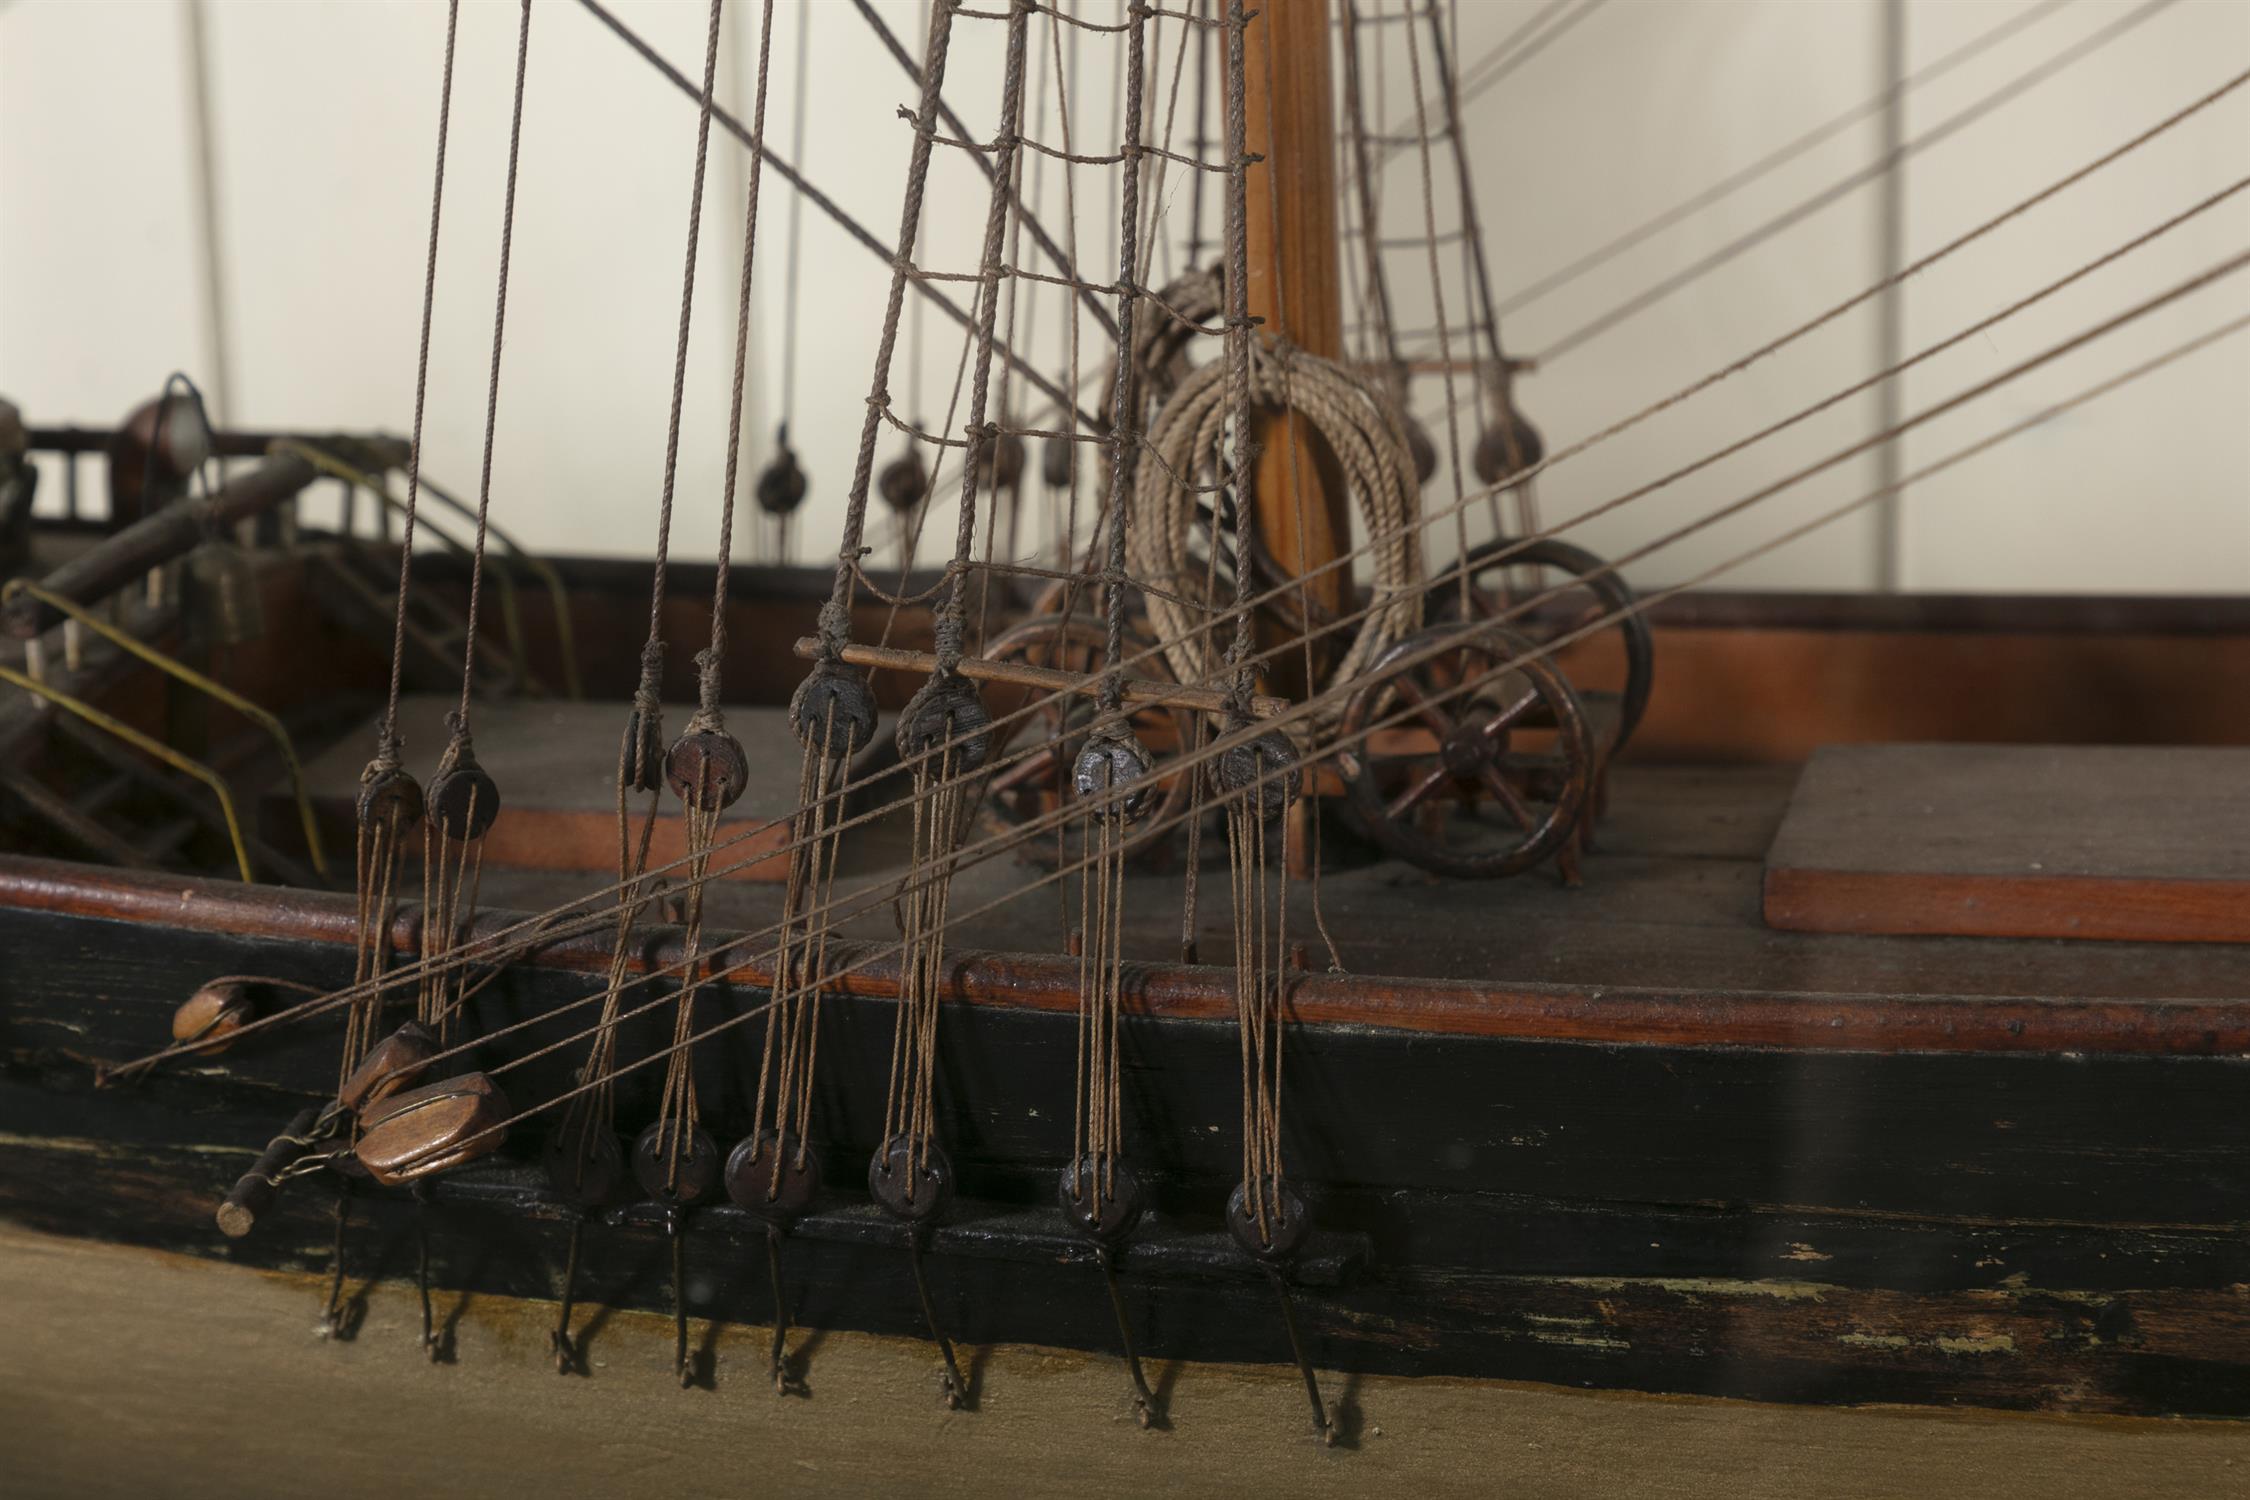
1428, 535, 1654, 760
976, 617, 1196, 866
1339, 624, 1594, 880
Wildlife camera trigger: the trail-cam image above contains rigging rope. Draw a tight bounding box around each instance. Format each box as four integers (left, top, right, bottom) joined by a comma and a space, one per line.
1491, 0, 2074, 319
332, 232, 2250, 1130
759, 0, 815, 569
415, 0, 532, 1050
453, 0, 533, 740
880, 0, 1034, 1274
1417, 0, 1538, 541
126, 201, 2250, 1101
339, 298, 2250, 1190
136, 288, 2250, 1185
347, 0, 459, 1087
574, 0, 1103, 436
143, 199, 2250, 1103
1365, 61, 2250, 574
376, 0, 459, 772
628, 0, 725, 786
1531, 0, 2184, 365
118, 50, 2250, 1116
1393, 0, 1476, 620
1061, 1, 1158, 1371
1213, 16, 1320, 1435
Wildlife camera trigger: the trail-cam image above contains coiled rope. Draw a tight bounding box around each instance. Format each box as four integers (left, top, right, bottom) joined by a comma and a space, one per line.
1129, 336, 1422, 735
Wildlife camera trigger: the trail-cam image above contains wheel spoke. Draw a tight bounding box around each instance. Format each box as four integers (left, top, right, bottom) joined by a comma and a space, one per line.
1478, 764, 1540, 832
1478, 684, 1545, 739
1385, 761, 1455, 822
1388, 676, 1458, 740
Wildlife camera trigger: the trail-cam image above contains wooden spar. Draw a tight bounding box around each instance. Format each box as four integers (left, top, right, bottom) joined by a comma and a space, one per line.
25, 426, 403, 462
2, 453, 323, 640
216, 1104, 324, 1238
1242, 0, 1352, 694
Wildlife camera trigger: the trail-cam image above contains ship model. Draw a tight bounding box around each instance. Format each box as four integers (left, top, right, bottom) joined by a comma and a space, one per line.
3, 0, 2247, 1452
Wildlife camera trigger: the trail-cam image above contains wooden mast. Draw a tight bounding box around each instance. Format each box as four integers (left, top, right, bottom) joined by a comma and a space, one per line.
1242, 0, 1351, 693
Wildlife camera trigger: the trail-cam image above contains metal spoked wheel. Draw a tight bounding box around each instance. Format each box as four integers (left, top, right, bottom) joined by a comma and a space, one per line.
1429, 535, 1653, 760
1339, 624, 1595, 880
976, 617, 1196, 867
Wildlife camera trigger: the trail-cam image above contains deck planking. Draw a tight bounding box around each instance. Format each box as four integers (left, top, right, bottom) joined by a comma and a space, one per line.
469, 759, 2250, 1003
1764, 744, 2250, 944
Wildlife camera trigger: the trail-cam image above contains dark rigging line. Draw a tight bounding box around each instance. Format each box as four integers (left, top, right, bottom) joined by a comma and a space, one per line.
1532, 0, 2184, 365
1494, 0, 2077, 319
1456, 0, 1609, 112
850, 0, 1122, 344
574, 0, 1104, 435
456, 0, 534, 730
1369, 0, 1608, 163
778, 0, 811, 439
642, 0, 725, 665
378, 0, 459, 761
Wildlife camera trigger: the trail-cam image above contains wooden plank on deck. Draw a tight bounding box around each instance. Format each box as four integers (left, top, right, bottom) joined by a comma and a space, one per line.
1763, 744, 2250, 943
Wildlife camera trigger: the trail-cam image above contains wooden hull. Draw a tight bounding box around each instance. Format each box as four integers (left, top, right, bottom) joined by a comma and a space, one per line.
6, 564, 2248, 1419
4, 853, 2246, 1418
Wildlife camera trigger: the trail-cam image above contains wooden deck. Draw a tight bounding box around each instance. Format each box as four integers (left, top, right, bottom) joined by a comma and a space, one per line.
1765, 744, 2250, 944
474, 758, 2250, 1006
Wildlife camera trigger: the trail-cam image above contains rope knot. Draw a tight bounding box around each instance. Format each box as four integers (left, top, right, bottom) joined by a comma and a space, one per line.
633, 638, 666, 709
931, 613, 966, 666
691, 645, 725, 726
363, 727, 404, 782
436, 710, 473, 776
815, 599, 853, 657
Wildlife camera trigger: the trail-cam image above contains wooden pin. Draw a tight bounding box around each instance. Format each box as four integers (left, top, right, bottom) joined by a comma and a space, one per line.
216, 1103, 325, 1238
